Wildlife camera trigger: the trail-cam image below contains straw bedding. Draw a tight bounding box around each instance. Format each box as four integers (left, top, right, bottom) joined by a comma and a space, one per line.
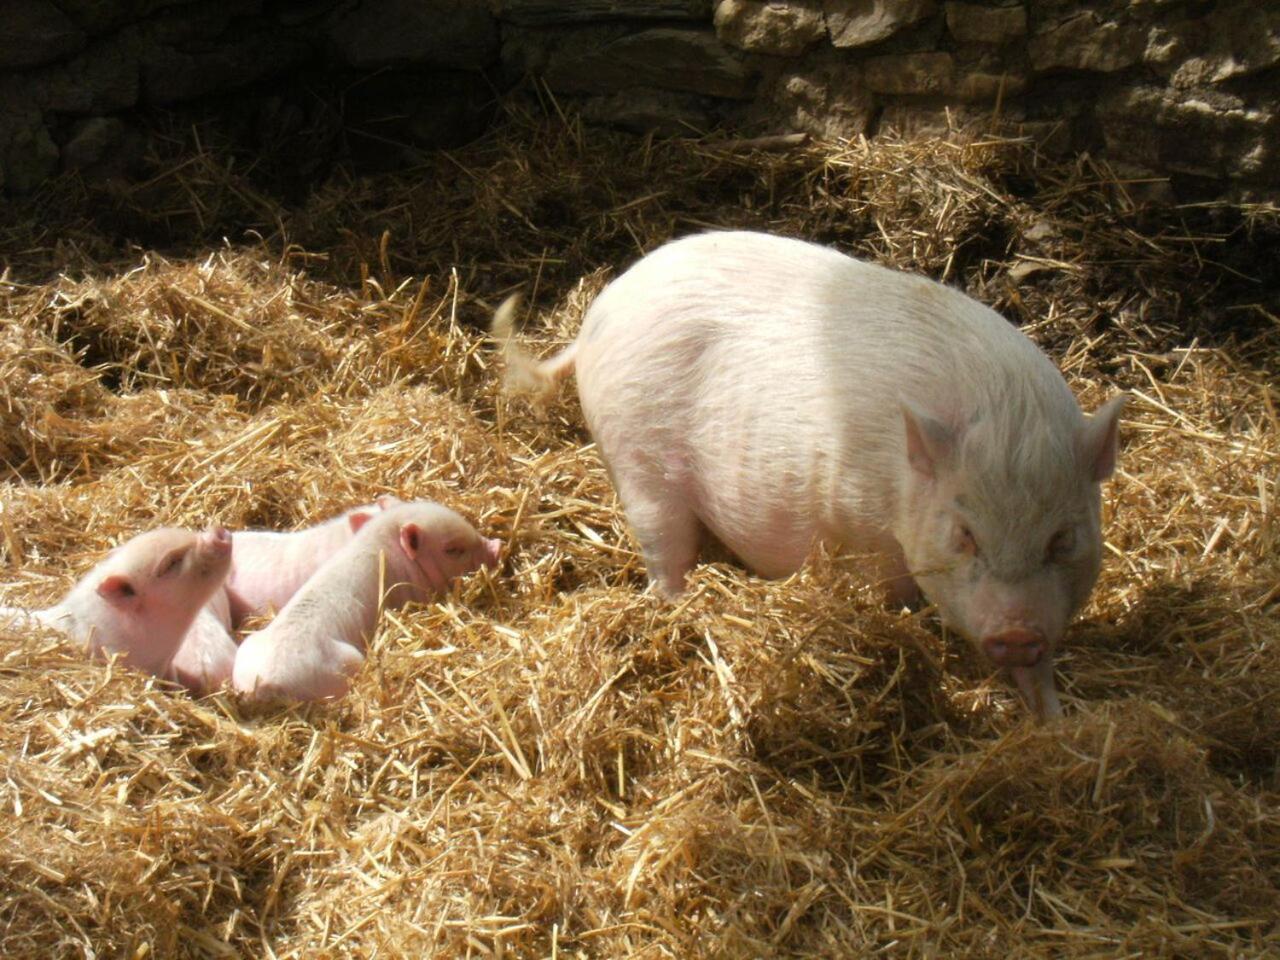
1, 102, 1277, 957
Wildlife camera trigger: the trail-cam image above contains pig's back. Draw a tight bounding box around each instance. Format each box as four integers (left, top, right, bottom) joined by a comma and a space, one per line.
226, 520, 347, 622
573, 231, 1080, 572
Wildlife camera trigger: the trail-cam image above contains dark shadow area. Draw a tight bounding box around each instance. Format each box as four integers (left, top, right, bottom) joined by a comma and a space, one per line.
3, 90, 1275, 377
1068, 574, 1280, 790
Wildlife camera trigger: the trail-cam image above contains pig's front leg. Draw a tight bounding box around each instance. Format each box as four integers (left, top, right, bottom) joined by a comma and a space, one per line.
875, 545, 920, 609
167, 611, 237, 694
1011, 658, 1064, 721
166, 586, 237, 694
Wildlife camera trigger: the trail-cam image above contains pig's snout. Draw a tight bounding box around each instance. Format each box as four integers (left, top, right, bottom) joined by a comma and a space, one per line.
203, 526, 233, 553
196, 527, 233, 571
982, 628, 1046, 668
482, 538, 503, 569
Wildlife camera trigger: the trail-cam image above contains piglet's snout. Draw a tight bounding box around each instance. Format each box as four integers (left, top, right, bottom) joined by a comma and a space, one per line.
203, 526, 232, 553
982, 628, 1046, 668
482, 538, 503, 569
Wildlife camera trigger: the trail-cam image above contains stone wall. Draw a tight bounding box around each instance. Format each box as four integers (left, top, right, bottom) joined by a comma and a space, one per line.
2, 0, 1277, 201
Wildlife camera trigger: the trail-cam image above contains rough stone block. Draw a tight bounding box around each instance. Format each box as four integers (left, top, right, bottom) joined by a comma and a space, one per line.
3, 121, 59, 192
1142, 22, 1189, 73
714, 0, 826, 56
142, 33, 310, 105
771, 59, 874, 138
1169, 1, 1280, 86
824, 0, 936, 49
52, 0, 197, 35
1205, 0, 1280, 81
953, 69, 1024, 101
944, 3, 1026, 45
494, 0, 712, 24
329, 0, 499, 70
863, 51, 954, 95
143, 0, 261, 45
1028, 14, 1144, 73
35, 40, 142, 113
0, 0, 85, 70
545, 28, 756, 99
61, 116, 126, 171
276, 1, 347, 27
1097, 83, 1279, 184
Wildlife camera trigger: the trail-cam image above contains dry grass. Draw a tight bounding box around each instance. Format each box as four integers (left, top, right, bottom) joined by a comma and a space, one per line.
1, 103, 1277, 957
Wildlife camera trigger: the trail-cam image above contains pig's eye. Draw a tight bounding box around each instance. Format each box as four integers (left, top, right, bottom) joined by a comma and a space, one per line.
443, 544, 467, 559
157, 550, 187, 577
955, 524, 979, 557
1047, 528, 1076, 562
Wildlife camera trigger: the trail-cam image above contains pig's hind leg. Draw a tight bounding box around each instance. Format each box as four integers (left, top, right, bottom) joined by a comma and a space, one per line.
614, 478, 702, 598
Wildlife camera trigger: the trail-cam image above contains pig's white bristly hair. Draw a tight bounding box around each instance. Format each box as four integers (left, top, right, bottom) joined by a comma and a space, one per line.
567, 230, 1111, 576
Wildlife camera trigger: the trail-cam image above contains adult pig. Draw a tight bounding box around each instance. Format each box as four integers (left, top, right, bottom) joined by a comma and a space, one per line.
494, 231, 1125, 719
4, 526, 232, 679
232, 500, 501, 702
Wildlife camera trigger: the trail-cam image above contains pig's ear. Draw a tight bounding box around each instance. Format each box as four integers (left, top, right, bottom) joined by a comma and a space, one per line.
96, 574, 138, 605
399, 523, 422, 559
376, 494, 403, 510
1079, 393, 1126, 482
348, 509, 376, 534
901, 403, 957, 480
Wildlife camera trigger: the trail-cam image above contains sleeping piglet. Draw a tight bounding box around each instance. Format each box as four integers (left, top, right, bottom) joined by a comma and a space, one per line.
232, 500, 501, 702
494, 230, 1126, 719
1, 526, 232, 679
223, 497, 401, 626
159, 498, 404, 694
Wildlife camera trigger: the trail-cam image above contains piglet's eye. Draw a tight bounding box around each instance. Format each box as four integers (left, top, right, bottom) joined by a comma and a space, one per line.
443, 545, 466, 559
1047, 528, 1076, 562
157, 550, 187, 577
955, 524, 979, 557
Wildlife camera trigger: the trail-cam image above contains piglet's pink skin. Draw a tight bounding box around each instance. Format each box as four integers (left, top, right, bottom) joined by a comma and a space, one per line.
232, 501, 500, 702
163, 497, 403, 693
224, 497, 400, 626
163, 585, 237, 694
13, 526, 232, 678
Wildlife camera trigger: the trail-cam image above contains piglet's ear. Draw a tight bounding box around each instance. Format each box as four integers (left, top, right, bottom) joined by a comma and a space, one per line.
399, 523, 422, 559
348, 509, 375, 534
376, 494, 404, 510
902, 402, 958, 480
96, 574, 138, 605
1079, 393, 1126, 482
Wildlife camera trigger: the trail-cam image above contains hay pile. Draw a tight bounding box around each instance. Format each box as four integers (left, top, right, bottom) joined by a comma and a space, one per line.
1, 105, 1278, 957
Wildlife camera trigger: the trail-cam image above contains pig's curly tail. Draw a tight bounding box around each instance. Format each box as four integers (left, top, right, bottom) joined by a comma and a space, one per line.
490, 294, 578, 403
